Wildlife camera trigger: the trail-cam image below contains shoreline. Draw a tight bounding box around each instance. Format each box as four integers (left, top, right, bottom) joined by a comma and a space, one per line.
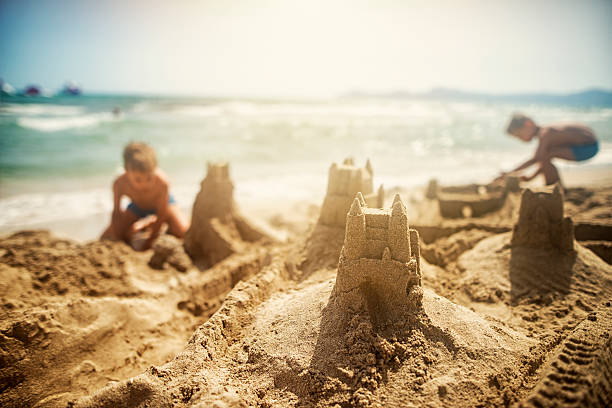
1, 163, 611, 243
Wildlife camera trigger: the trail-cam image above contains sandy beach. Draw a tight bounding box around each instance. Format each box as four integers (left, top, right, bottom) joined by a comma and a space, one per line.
0, 159, 610, 408
3, 1, 612, 406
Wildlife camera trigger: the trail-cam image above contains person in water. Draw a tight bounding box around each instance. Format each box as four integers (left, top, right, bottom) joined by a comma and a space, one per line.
496, 113, 599, 186
101, 142, 187, 249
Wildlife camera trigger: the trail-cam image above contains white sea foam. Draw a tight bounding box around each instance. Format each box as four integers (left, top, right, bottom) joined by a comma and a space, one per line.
0, 103, 85, 116
170, 100, 450, 122
16, 112, 115, 132
0, 189, 111, 228
1, 97, 611, 241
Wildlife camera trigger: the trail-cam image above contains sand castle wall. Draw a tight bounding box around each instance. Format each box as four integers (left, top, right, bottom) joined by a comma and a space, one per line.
184, 163, 268, 267
332, 194, 422, 324
511, 184, 574, 252
318, 158, 384, 227
431, 176, 520, 218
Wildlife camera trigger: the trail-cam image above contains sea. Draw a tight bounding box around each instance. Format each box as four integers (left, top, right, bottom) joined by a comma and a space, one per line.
1, 94, 611, 240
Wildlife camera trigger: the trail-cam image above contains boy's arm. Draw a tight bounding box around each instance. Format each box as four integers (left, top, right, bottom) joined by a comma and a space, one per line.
533, 131, 550, 163
511, 157, 538, 173
520, 166, 542, 182
144, 184, 169, 248
495, 157, 537, 182
498, 135, 548, 180
111, 178, 123, 221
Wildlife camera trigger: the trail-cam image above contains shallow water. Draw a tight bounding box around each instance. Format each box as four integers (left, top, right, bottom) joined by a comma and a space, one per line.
1, 94, 611, 238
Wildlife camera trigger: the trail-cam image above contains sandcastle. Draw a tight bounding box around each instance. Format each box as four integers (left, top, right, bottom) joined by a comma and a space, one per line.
511, 184, 574, 252
318, 158, 384, 227
184, 163, 268, 267
332, 193, 422, 323
430, 176, 520, 218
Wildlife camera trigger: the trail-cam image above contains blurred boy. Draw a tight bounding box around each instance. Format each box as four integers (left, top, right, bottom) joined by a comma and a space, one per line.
497, 113, 598, 186
101, 142, 187, 249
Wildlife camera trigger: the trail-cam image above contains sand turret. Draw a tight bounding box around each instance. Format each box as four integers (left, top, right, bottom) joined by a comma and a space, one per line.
318, 158, 384, 227
332, 194, 422, 323
511, 184, 574, 252
184, 162, 269, 267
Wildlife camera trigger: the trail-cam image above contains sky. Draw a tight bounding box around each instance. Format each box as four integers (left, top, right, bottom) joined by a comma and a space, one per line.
1, 0, 611, 98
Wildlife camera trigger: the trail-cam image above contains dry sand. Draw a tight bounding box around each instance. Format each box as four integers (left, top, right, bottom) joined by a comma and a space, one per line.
1, 165, 611, 408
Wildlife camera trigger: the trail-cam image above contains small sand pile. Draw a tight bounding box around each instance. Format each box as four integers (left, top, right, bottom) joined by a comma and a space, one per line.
184, 163, 271, 267
149, 235, 191, 272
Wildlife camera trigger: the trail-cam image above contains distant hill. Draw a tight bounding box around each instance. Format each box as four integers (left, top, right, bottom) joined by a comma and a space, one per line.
343, 88, 612, 106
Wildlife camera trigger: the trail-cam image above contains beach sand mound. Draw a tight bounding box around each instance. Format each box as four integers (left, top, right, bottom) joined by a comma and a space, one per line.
72, 195, 540, 408
149, 235, 191, 272
184, 163, 272, 268
5, 182, 612, 407
435, 186, 612, 339
0, 230, 275, 408
0, 230, 140, 303
517, 303, 611, 408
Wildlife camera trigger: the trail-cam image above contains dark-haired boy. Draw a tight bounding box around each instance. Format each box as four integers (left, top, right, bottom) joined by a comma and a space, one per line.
497, 113, 598, 186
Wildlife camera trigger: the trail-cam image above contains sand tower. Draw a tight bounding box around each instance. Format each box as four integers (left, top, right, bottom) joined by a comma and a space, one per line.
318, 158, 384, 227
511, 184, 574, 252
332, 194, 422, 323
184, 163, 268, 267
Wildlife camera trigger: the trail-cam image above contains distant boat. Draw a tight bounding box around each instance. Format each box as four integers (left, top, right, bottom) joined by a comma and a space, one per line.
22, 85, 42, 96
0, 79, 15, 97
61, 81, 82, 96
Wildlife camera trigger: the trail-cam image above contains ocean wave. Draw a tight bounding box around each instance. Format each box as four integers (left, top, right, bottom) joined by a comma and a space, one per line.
0, 103, 85, 116
0, 189, 111, 228
170, 100, 452, 121
0, 184, 199, 230
16, 112, 115, 132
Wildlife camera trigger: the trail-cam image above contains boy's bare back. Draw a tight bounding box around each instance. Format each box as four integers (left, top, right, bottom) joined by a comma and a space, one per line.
537, 123, 596, 151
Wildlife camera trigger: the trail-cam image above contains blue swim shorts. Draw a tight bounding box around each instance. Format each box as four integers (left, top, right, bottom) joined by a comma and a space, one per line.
127, 195, 176, 219
571, 142, 599, 162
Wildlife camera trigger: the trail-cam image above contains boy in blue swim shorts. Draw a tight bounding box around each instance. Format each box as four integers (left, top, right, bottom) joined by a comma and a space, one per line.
496, 113, 599, 186
101, 142, 188, 250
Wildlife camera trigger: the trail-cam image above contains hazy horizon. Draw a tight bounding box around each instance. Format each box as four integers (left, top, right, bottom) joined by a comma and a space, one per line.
4, 84, 612, 101
2, 0, 611, 98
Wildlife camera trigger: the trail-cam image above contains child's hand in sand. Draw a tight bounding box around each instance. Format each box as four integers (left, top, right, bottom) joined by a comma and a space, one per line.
133, 216, 156, 233
520, 174, 533, 182
142, 237, 154, 251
